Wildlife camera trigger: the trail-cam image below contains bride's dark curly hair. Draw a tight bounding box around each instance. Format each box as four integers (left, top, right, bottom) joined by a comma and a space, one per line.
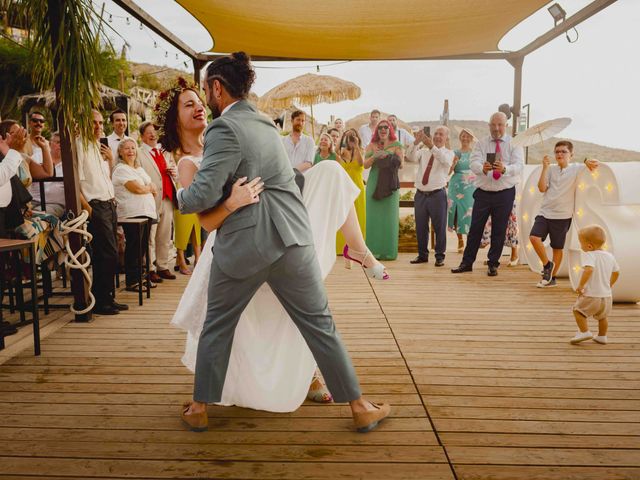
154, 77, 202, 154
205, 51, 256, 99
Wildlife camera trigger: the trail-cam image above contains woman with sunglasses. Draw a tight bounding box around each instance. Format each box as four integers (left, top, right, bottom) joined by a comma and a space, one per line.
364, 120, 404, 260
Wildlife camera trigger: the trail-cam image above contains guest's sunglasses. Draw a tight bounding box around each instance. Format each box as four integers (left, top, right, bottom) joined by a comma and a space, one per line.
377, 126, 389, 131
30, 118, 45, 124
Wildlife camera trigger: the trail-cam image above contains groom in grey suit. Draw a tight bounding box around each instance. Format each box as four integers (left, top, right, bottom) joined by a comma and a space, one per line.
178, 52, 390, 432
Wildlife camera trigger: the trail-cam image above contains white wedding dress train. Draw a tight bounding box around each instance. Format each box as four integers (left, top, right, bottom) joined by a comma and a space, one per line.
171, 160, 360, 412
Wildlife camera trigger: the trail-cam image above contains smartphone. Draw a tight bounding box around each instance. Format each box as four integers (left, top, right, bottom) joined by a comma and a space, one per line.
423, 126, 431, 136
486, 153, 496, 165
99, 137, 109, 148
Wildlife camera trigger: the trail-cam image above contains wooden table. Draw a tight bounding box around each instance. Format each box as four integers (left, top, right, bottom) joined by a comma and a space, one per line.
0, 238, 40, 355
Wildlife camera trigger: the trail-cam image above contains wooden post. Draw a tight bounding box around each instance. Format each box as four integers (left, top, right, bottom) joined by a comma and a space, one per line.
48, 0, 92, 321
509, 56, 524, 138
193, 58, 205, 86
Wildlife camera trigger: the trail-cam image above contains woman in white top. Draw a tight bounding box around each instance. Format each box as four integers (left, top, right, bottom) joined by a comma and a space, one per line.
112, 138, 157, 290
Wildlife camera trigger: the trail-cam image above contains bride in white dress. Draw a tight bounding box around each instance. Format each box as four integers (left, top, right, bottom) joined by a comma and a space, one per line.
164, 86, 388, 413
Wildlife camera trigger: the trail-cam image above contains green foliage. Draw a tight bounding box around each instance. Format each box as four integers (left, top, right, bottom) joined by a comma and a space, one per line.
399, 214, 416, 236
15, 0, 104, 142
96, 45, 131, 92
400, 190, 415, 201
0, 37, 36, 118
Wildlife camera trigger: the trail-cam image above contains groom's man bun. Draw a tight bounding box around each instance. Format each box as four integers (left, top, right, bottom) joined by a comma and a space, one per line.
206, 51, 256, 99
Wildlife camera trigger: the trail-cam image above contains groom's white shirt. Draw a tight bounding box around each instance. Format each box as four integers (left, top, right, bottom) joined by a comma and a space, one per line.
176, 100, 239, 200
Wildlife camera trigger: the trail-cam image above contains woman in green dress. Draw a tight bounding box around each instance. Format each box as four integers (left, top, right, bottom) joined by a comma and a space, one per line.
313, 133, 336, 165
447, 128, 477, 253
364, 120, 403, 260
336, 128, 365, 254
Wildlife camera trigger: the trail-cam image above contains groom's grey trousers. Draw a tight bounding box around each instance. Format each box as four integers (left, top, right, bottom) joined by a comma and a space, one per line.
193, 243, 362, 404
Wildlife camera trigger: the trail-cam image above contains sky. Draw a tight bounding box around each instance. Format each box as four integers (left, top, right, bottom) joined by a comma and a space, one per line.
99, 0, 640, 152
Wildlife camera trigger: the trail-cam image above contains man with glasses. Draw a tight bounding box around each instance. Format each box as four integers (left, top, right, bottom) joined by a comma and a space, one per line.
26, 111, 48, 163
530, 141, 599, 287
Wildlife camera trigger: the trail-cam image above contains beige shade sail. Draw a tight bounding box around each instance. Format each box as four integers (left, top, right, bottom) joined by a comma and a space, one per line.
257, 73, 361, 110
177, 0, 548, 60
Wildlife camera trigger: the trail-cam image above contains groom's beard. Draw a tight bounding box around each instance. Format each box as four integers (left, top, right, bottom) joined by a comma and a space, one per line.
208, 100, 222, 120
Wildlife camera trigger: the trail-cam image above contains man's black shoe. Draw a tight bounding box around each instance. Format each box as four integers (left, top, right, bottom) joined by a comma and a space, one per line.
94, 304, 120, 315
410, 256, 428, 264
1, 321, 18, 336
487, 265, 498, 277
451, 263, 472, 273
111, 301, 129, 311
435, 259, 445, 267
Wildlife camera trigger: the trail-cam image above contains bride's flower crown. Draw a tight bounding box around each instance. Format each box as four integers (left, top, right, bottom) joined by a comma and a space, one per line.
153, 76, 200, 139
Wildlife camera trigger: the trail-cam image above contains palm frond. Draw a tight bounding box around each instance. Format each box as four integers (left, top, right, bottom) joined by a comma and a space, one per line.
15, 0, 104, 142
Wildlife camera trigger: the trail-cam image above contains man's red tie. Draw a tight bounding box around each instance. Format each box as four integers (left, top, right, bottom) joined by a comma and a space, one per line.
493, 139, 502, 180
421, 154, 435, 185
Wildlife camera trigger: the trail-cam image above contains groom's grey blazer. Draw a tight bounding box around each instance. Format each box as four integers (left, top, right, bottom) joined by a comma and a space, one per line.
177, 100, 313, 279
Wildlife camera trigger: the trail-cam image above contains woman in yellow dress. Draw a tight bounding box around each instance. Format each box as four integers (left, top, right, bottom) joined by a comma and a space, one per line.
173, 155, 202, 275
336, 128, 365, 254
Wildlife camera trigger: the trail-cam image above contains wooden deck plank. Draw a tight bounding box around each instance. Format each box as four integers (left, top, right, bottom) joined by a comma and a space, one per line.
2, 251, 639, 478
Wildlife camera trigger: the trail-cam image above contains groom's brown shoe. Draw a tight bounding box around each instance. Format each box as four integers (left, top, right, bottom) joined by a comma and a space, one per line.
353, 402, 391, 433
181, 402, 208, 432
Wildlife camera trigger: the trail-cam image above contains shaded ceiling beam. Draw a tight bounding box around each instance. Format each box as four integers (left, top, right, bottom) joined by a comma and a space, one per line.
511, 0, 618, 59
111, 0, 206, 60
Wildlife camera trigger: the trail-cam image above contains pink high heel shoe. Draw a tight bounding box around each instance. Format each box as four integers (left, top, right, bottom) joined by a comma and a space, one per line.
343, 245, 390, 280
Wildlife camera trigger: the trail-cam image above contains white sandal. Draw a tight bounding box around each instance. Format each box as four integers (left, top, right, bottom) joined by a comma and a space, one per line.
343, 245, 389, 280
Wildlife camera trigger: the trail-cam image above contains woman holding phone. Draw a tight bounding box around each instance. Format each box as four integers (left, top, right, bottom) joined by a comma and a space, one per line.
336, 128, 365, 254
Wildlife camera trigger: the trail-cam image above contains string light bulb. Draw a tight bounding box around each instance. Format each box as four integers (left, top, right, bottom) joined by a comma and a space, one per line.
605, 183, 614, 192
126, 17, 130, 25
139, 22, 143, 30
529, 186, 535, 194
108, 14, 113, 23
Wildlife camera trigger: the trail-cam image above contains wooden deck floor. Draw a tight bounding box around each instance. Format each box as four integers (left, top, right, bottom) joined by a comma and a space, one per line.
1, 252, 639, 479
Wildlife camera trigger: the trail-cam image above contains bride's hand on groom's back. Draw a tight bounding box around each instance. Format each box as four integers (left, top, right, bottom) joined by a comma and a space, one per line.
225, 176, 264, 213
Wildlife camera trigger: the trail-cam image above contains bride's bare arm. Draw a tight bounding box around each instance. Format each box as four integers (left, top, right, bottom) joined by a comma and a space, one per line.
197, 177, 264, 232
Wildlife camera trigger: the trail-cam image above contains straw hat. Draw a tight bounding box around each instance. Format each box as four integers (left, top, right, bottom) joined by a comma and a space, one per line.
453, 125, 477, 141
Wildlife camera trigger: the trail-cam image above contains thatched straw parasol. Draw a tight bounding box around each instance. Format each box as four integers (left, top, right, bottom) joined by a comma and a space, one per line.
258, 73, 361, 138
18, 85, 148, 118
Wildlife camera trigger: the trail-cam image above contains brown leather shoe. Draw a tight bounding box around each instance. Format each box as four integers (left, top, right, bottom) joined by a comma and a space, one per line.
353, 402, 391, 433
158, 269, 177, 280
181, 402, 208, 432
149, 271, 163, 283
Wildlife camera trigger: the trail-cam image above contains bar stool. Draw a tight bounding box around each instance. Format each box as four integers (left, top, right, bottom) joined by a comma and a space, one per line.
116, 218, 151, 306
